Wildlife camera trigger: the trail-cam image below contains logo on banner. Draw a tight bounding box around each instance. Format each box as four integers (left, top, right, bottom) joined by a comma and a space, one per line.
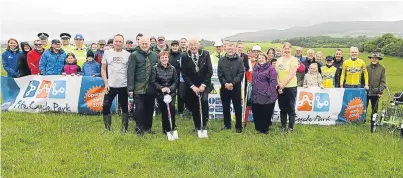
84, 86, 105, 112
209, 105, 215, 112
24, 80, 66, 99
208, 98, 216, 104
344, 97, 364, 121
297, 91, 329, 112
313, 93, 330, 112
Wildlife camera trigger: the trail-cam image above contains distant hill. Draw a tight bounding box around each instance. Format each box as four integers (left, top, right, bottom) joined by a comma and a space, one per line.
224, 21, 403, 42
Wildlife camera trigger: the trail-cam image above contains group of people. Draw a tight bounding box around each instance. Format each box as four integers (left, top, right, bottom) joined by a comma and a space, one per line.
2, 32, 387, 137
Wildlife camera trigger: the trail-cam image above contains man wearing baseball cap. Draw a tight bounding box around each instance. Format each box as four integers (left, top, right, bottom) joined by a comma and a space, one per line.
153, 36, 169, 54
60, 33, 74, 53
72, 34, 87, 68
37, 32, 50, 50
210, 40, 225, 65
321, 56, 337, 88
39, 39, 66, 75
125, 40, 135, 53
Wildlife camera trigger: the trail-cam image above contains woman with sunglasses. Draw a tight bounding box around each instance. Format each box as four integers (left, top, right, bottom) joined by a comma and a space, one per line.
27, 40, 45, 75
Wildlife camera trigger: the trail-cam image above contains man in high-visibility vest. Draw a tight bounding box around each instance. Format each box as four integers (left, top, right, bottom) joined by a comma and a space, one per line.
210, 40, 225, 65
37, 33, 50, 50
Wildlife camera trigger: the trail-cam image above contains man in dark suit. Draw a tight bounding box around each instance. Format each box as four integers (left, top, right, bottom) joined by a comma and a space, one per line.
181, 40, 213, 131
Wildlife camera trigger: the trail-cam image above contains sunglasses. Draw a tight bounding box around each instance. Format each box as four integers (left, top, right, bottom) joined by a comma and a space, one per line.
35, 44, 43, 46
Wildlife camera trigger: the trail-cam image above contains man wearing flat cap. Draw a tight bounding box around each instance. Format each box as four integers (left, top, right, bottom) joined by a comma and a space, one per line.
60, 33, 74, 53
37, 33, 50, 50
125, 40, 135, 53
366, 52, 386, 123
95, 40, 106, 64
153, 36, 169, 54
72, 34, 87, 68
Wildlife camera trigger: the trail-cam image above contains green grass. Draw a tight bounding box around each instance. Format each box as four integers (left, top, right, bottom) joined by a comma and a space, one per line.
2, 44, 403, 177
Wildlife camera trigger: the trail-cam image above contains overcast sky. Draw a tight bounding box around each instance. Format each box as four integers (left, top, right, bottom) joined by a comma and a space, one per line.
1, 0, 403, 42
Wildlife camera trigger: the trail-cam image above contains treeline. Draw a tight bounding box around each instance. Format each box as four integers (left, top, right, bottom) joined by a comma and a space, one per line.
360, 33, 403, 57
272, 36, 370, 48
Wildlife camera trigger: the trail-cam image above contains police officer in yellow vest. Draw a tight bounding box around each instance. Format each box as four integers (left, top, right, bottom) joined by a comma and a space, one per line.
321, 56, 337, 88
60, 33, 75, 53
37, 33, 50, 50
71, 34, 87, 67
210, 40, 226, 65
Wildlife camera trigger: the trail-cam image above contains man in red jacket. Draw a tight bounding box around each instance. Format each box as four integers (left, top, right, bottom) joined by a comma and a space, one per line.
27, 40, 45, 75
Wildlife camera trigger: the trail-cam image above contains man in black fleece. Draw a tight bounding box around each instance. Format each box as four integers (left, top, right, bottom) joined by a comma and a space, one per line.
181, 40, 213, 131
218, 43, 244, 133
169, 40, 186, 117
333, 48, 344, 88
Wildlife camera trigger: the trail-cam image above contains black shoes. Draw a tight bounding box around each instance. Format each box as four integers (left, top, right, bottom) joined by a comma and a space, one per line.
144, 129, 156, 134
236, 128, 243, 133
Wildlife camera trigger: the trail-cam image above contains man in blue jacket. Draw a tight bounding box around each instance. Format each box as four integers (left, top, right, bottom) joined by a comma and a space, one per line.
39, 39, 66, 75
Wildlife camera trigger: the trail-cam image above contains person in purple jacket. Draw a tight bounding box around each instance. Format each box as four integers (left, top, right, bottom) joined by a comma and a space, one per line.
251, 53, 278, 134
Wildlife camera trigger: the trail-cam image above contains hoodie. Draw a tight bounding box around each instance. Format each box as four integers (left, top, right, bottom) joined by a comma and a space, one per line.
62, 58, 81, 75
17, 42, 33, 77
82, 60, 101, 77
2, 48, 22, 78
27, 48, 45, 75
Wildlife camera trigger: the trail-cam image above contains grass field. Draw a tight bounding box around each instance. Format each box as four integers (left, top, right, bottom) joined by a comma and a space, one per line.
2, 44, 403, 177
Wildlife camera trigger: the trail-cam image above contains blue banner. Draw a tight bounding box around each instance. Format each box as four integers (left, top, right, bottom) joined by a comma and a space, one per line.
1, 76, 116, 114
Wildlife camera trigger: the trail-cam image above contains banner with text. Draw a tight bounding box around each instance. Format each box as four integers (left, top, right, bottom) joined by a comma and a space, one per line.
1, 76, 115, 114
270, 87, 367, 125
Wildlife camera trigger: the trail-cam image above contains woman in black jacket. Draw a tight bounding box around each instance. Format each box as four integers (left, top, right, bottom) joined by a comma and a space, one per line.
18, 42, 32, 77
151, 51, 179, 134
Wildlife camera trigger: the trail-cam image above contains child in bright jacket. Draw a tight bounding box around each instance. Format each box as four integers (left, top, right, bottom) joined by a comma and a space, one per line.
82, 50, 100, 77
321, 56, 337, 88
303, 63, 324, 88
62, 53, 81, 75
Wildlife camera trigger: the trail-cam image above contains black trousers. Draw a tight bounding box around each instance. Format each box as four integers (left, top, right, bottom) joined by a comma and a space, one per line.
186, 88, 209, 129
158, 97, 176, 132
103, 87, 128, 115
134, 94, 156, 131
177, 82, 187, 113
252, 103, 275, 133
278, 87, 297, 129
220, 88, 242, 129
366, 95, 380, 116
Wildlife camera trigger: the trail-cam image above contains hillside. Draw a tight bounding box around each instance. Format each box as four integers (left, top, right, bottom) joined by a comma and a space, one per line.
224, 21, 403, 42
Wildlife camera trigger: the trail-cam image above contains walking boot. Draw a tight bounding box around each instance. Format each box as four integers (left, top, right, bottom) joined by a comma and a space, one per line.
103, 115, 112, 131
121, 113, 129, 133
